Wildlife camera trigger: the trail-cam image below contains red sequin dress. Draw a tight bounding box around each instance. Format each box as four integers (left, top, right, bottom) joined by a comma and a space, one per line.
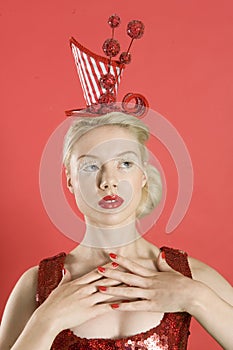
37, 247, 192, 349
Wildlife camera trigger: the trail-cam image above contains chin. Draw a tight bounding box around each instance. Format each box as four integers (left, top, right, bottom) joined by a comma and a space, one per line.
87, 212, 136, 228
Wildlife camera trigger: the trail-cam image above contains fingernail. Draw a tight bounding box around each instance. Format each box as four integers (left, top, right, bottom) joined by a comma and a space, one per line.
161, 251, 166, 259
97, 266, 106, 273
111, 303, 119, 309
111, 262, 119, 268
98, 286, 107, 292
109, 253, 117, 259
62, 268, 66, 277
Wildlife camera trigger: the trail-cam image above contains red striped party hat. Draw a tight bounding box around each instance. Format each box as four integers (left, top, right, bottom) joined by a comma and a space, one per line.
69, 37, 124, 107
65, 14, 148, 118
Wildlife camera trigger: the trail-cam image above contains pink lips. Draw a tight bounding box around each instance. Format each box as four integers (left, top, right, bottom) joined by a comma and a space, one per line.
98, 195, 124, 209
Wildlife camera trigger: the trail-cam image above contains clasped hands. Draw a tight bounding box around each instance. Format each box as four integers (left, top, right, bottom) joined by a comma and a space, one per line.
96, 252, 195, 314
42, 251, 197, 332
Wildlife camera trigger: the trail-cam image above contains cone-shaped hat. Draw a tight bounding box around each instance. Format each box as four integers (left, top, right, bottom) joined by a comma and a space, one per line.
66, 16, 148, 117
70, 37, 125, 107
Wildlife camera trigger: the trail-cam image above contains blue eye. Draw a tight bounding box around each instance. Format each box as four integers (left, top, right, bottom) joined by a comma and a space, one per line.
82, 164, 99, 172
119, 161, 134, 169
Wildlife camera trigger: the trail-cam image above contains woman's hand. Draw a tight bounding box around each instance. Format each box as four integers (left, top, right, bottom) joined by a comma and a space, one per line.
0, 262, 127, 350
38, 263, 122, 333
97, 252, 197, 313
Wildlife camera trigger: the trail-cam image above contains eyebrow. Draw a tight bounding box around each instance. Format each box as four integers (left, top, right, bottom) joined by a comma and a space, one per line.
77, 151, 139, 161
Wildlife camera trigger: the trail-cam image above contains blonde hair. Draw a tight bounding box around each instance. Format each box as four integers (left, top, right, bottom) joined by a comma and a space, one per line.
63, 112, 162, 218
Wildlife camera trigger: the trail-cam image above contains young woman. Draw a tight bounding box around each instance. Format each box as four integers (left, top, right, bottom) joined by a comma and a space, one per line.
0, 112, 232, 349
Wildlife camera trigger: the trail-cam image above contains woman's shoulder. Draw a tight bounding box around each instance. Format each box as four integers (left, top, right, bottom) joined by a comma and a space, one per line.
5, 251, 67, 307
15, 265, 39, 289
37, 252, 66, 273
0, 266, 39, 342
188, 256, 233, 304
17, 252, 66, 284
9, 265, 39, 307
188, 255, 228, 283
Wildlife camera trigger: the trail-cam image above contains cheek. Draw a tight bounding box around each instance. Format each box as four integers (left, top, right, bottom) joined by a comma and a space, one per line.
132, 179, 144, 201
78, 173, 97, 191
72, 185, 93, 215
130, 169, 144, 189
72, 173, 98, 211
131, 172, 145, 202
118, 175, 143, 204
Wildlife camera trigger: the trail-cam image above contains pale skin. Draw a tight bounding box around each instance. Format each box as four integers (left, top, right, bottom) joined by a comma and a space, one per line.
0, 125, 232, 349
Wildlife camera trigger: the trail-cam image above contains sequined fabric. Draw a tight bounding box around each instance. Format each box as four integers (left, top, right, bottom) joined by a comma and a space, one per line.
37, 247, 192, 349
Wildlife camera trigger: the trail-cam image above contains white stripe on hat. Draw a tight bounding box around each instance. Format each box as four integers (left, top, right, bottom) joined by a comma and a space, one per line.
83, 52, 101, 102
71, 44, 91, 106
70, 38, 125, 106
90, 57, 105, 95
77, 49, 96, 105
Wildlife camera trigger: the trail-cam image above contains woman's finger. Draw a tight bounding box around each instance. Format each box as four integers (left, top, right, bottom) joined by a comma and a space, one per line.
110, 300, 154, 312
97, 267, 148, 288
76, 278, 123, 298
108, 253, 156, 277
58, 268, 72, 286
72, 270, 104, 285
98, 285, 152, 300
71, 262, 122, 285
87, 291, 120, 305
94, 278, 123, 288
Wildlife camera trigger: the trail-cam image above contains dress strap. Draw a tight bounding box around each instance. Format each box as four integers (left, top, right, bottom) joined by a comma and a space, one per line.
36, 252, 66, 305
160, 246, 192, 278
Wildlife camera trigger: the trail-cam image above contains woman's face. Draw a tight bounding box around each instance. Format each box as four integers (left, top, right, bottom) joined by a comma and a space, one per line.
67, 125, 147, 228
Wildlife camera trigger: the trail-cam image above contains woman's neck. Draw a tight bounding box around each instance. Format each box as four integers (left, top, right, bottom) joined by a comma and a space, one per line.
68, 220, 160, 266
67, 223, 160, 272
80, 220, 141, 249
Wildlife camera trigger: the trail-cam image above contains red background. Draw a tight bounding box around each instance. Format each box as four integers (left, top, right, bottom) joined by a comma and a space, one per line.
1, 1, 232, 348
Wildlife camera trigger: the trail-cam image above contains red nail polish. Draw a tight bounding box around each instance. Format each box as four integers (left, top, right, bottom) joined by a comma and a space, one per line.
62, 268, 66, 276
109, 253, 117, 259
97, 266, 106, 273
161, 251, 166, 259
111, 303, 119, 309
111, 262, 119, 268
98, 286, 107, 292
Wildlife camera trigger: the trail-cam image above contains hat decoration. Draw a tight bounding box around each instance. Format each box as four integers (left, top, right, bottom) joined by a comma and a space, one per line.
65, 14, 149, 118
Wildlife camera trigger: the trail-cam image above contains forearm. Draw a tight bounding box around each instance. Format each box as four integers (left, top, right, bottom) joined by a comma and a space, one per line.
187, 280, 233, 349
10, 307, 60, 350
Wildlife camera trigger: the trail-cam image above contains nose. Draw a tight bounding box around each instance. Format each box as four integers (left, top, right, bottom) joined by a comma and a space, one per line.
98, 163, 118, 192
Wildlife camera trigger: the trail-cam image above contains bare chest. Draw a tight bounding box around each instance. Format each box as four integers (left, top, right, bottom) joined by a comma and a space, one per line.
71, 310, 164, 339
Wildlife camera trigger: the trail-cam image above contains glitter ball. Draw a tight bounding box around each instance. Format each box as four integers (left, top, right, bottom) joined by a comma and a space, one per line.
102, 38, 120, 57
100, 73, 116, 89
120, 52, 132, 64
127, 20, 145, 39
98, 92, 116, 104
108, 14, 121, 28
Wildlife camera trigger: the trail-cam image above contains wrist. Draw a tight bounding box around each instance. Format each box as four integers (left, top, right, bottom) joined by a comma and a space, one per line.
33, 304, 63, 337
184, 279, 213, 316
